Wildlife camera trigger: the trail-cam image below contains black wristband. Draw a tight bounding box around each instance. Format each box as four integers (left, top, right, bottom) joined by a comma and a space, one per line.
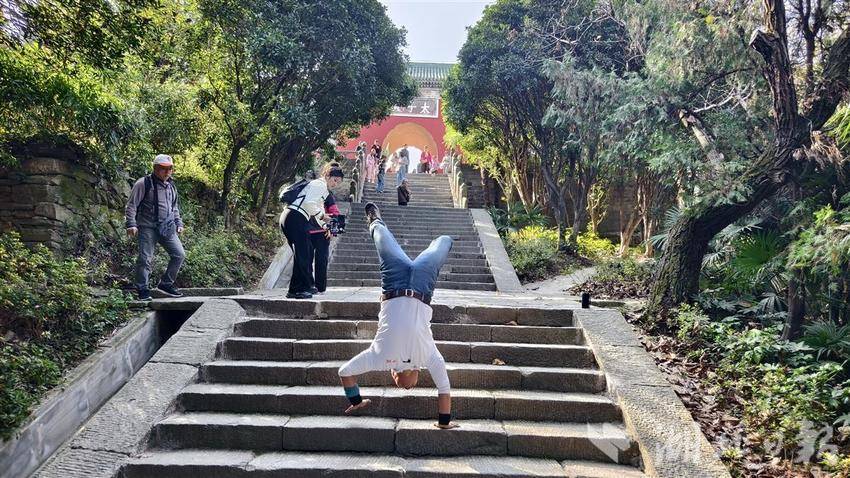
438, 413, 451, 426
348, 394, 363, 406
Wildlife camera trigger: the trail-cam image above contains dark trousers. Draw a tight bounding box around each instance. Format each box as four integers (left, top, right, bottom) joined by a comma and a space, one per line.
310, 232, 330, 292
283, 211, 314, 293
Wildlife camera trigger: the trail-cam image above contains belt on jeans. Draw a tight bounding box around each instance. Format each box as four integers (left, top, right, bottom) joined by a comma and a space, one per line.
381, 289, 431, 305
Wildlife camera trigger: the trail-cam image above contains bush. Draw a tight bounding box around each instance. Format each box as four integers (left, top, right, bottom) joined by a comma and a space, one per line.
576, 231, 616, 261
505, 226, 559, 282
668, 304, 850, 462
0, 232, 130, 439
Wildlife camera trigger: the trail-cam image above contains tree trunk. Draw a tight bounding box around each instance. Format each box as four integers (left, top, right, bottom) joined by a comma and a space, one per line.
782, 272, 806, 340
219, 138, 247, 215
645, 148, 788, 317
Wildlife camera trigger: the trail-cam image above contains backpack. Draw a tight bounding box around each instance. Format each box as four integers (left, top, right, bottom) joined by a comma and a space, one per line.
279, 178, 310, 205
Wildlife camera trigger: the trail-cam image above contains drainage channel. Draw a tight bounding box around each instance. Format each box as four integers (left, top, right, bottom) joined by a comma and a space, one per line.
0, 307, 197, 478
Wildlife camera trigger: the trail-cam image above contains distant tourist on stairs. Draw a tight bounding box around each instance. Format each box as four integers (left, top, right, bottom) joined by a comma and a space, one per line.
282, 165, 344, 299
419, 146, 432, 174
397, 178, 410, 206
375, 157, 386, 193
372, 140, 382, 163
437, 153, 450, 174
338, 202, 457, 430
125, 154, 185, 301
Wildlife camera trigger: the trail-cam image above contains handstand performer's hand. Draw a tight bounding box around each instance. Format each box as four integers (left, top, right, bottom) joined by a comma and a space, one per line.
344, 398, 372, 414
434, 421, 459, 429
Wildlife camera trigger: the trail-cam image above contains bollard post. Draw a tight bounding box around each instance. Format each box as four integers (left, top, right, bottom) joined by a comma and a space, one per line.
581, 292, 591, 309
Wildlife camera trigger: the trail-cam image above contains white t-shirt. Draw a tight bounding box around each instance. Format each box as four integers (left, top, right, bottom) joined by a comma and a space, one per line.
338, 297, 451, 394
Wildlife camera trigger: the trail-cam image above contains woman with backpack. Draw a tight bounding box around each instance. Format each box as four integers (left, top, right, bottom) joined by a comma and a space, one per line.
281, 165, 344, 299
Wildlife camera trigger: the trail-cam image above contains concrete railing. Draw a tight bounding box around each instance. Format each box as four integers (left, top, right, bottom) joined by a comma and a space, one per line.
448, 157, 468, 209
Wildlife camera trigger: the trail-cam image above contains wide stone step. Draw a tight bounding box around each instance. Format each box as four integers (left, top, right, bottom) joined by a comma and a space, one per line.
327, 256, 488, 266
327, 271, 494, 283
326, 279, 497, 291
329, 263, 492, 274
219, 338, 595, 368
335, 243, 482, 253
123, 450, 646, 478
337, 236, 481, 246
340, 233, 481, 241
178, 385, 621, 422
349, 211, 467, 218
233, 319, 583, 345
345, 222, 476, 231
341, 227, 479, 236
152, 413, 636, 463
200, 360, 605, 393
333, 246, 484, 255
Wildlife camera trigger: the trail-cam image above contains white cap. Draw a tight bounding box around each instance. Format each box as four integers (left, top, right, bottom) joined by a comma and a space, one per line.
153, 154, 173, 167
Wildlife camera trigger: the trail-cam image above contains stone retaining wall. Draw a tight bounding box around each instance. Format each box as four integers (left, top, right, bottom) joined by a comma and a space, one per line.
0, 148, 129, 252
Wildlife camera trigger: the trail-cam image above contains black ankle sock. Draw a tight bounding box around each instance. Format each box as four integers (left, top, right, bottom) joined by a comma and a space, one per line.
438, 413, 451, 426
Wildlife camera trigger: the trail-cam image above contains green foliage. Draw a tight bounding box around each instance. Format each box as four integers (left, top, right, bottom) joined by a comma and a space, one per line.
595, 256, 654, 284
14, 0, 157, 70
488, 202, 550, 235
505, 226, 560, 282
803, 321, 850, 362
0, 232, 130, 439
0, 46, 136, 173
669, 304, 850, 459
576, 231, 616, 261
821, 451, 850, 475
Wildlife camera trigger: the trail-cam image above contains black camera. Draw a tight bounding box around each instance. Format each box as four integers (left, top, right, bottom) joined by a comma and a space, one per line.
328, 215, 346, 236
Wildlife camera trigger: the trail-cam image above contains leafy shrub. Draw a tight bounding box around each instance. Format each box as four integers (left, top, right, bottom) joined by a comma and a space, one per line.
803, 321, 850, 361
0, 232, 130, 439
572, 256, 654, 299
821, 452, 850, 476
489, 202, 550, 235
505, 226, 559, 282
576, 231, 616, 261
668, 304, 850, 462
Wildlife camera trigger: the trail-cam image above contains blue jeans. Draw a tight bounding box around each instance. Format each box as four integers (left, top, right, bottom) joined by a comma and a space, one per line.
376, 173, 385, 193
135, 226, 185, 290
370, 220, 453, 297
396, 167, 406, 185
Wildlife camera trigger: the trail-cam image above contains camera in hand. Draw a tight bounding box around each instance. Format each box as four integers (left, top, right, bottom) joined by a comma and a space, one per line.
328, 215, 346, 236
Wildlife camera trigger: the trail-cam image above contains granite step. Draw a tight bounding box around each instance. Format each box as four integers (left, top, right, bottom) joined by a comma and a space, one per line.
331, 250, 486, 260
178, 385, 621, 423
123, 450, 646, 478
334, 243, 482, 253
326, 256, 488, 266
233, 318, 583, 345
328, 263, 492, 274
219, 337, 595, 367
200, 360, 605, 393
326, 278, 497, 291
151, 413, 637, 463
327, 271, 494, 283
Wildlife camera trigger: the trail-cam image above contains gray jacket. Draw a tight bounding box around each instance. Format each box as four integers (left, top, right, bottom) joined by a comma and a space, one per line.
125, 175, 183, 229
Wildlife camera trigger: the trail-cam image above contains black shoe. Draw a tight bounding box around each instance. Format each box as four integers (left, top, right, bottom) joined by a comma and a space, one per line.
310, 286, 319, 294
156, 283, 183, 298
137, 288, 152, 301
364, 202, 381, 224
287, 291, 313, 299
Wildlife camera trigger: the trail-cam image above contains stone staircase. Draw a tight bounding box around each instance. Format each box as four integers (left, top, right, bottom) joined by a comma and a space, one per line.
328, 174, 497, 291
120, 303, 646, 477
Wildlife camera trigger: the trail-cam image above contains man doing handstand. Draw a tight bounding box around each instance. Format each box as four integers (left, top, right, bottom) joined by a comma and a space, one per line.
338, 202, 458, 429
